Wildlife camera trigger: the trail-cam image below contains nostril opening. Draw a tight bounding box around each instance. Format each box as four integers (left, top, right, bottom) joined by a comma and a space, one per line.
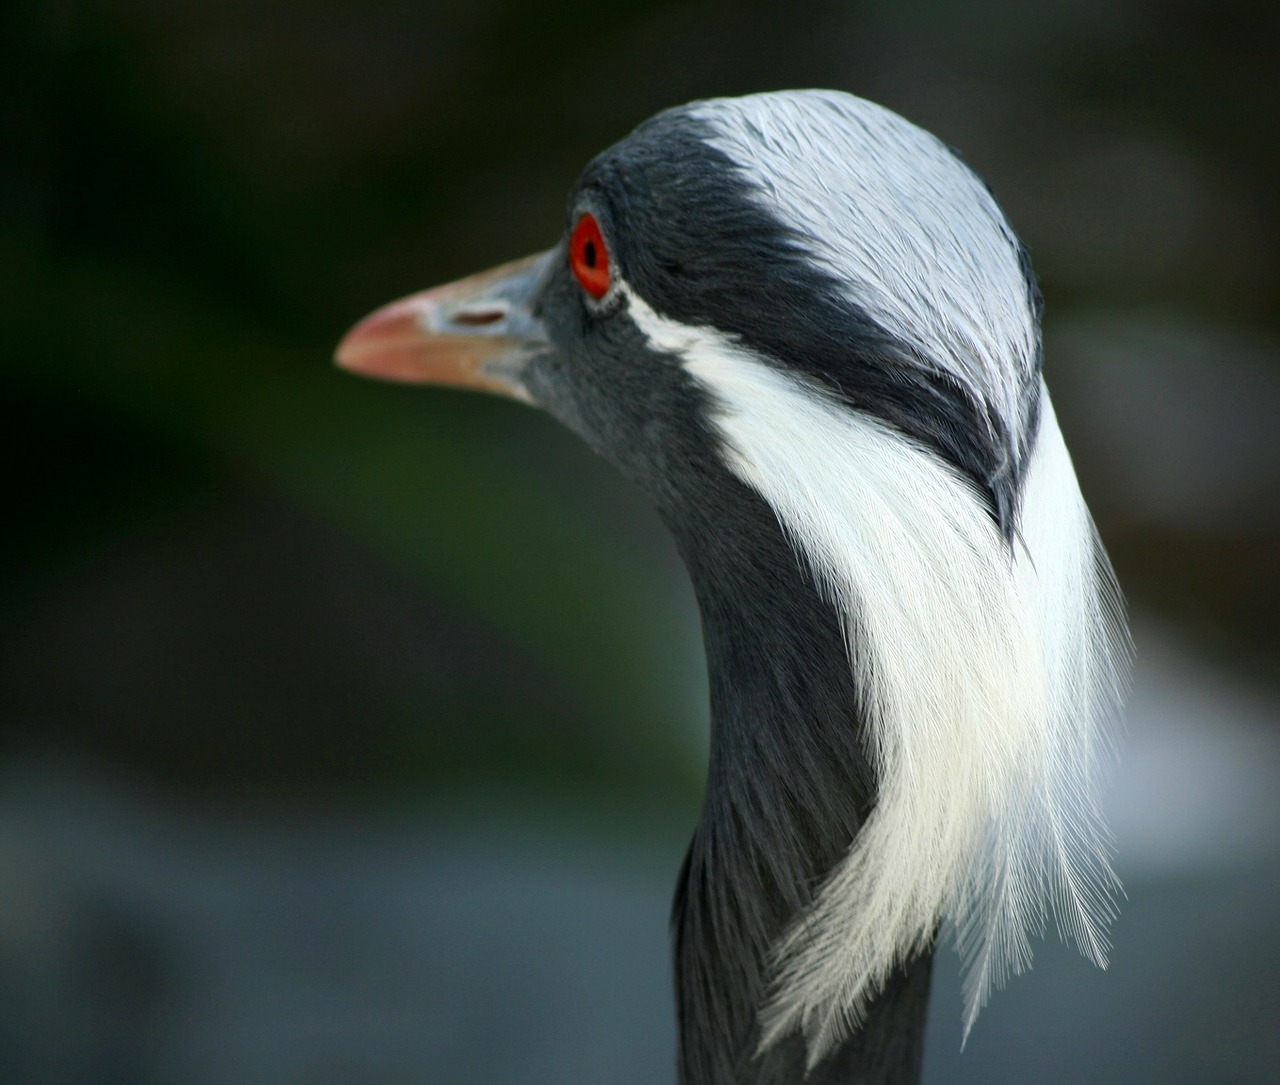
452, 306, 506, 327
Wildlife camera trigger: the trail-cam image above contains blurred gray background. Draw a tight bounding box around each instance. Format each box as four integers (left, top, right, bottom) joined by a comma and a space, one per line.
3, 1, 1278, 1082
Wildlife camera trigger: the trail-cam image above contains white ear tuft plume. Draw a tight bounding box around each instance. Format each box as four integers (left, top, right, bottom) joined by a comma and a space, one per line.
626, 288, 1126, 1067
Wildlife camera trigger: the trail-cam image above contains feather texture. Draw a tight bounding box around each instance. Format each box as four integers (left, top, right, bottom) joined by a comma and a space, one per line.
626, 288, 1125, 1066
692, 90, 1044, 502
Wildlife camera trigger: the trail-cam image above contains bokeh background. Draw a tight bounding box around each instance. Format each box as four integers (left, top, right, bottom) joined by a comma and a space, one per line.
4, 1, 1279, 1082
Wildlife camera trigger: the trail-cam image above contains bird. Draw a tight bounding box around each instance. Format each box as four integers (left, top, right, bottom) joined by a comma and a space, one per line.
335, 90, 1128, 1085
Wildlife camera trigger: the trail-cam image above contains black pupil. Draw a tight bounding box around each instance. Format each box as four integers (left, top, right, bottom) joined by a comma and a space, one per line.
583, 239, 597, 268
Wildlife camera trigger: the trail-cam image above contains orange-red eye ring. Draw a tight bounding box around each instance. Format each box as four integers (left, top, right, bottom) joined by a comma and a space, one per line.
569, 213, 611, 299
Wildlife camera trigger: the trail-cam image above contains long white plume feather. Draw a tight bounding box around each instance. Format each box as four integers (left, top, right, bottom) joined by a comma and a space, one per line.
626, 289, 1125, 1067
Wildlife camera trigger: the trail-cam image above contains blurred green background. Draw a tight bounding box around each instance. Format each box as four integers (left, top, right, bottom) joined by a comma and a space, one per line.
3, 1, 1278, 1083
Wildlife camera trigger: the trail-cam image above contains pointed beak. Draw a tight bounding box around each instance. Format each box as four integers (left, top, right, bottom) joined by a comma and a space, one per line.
335, 251, 552, 403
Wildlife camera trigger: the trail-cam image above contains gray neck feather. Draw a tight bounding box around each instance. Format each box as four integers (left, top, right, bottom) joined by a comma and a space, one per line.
667, 470, 933, 1085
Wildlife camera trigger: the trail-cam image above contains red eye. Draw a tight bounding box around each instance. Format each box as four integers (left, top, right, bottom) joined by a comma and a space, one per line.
569, 213, 611, 299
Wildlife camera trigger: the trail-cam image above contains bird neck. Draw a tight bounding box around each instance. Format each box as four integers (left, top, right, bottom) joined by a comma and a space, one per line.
666, 474, 934, 1085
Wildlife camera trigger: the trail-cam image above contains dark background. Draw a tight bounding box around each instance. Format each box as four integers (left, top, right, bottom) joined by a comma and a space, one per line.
3, 1, 1278, 1083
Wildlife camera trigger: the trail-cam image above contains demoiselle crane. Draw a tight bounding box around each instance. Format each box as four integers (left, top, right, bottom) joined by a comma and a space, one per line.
336, 90, 1127, 1085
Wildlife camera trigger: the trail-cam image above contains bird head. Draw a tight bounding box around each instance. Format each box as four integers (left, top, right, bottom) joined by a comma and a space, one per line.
338, 91, 1039, 530
337, 90, 1126, 1079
